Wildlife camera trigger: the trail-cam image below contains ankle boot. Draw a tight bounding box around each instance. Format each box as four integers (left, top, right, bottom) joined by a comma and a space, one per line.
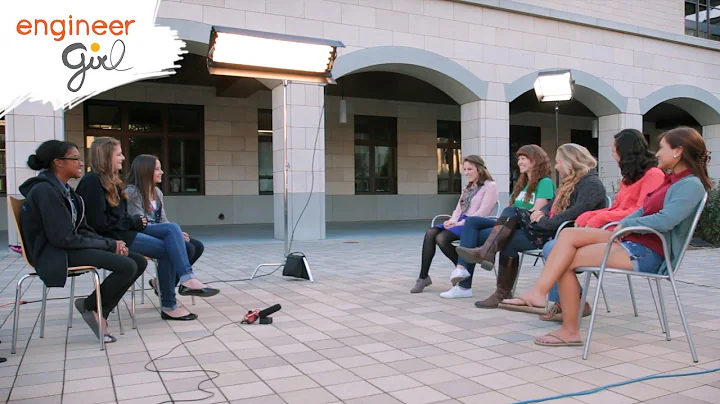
474, 255, 519, 309
457, 217, 518, 271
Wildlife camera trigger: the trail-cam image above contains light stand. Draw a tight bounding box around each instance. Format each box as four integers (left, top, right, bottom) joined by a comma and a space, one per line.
533, 70, 574, 186
206, 26, 344, 282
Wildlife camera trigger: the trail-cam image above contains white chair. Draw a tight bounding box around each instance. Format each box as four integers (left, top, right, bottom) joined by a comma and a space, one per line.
8, 196, 116, 353
430, 200, 501, 229
575, 192, 708, 362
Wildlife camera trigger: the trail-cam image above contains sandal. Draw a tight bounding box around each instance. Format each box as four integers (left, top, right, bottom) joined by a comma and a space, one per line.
539, 303, 592, 322
534, 332, 583, 347
498, 297, 546, 314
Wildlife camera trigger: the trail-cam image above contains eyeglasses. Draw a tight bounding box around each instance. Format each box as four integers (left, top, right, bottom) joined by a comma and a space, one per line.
58, 157, 83, 162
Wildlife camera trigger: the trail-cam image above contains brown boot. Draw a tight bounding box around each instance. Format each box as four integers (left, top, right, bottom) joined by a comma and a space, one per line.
457, 217, 518, 271
474, 256, 519, 309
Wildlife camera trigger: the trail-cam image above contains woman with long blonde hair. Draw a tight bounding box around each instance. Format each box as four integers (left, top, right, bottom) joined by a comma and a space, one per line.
77, 137, 218, 322
438, 144, 554, 299
455, 143, 606, 308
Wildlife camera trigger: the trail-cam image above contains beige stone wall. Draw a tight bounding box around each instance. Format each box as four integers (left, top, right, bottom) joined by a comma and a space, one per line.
324, 95, 460, 196
510, 0, 684, 34
65, 82, 271, 196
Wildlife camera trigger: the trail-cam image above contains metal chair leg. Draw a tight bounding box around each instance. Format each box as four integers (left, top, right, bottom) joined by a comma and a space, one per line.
656, 279, 671, 342
667, 275, 699, 363
583, 269, 606, 360
191, 296, 196, 306
92, 271, 105, 351
117, 303, 124, 335
140, 271, 145, 305
627, 275, 638, 317
648, 278, 667, 334
39, 286, 48, 338
131, 282, 137, 329
12, 275, 34, 355
68, 277, 76, 328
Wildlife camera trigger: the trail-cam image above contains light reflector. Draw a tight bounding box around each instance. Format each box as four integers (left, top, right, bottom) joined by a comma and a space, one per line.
534, 70, 574, 102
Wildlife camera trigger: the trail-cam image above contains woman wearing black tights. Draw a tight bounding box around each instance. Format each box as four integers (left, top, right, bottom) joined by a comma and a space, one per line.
411, 155, 498, 294
19, 140, 147, 343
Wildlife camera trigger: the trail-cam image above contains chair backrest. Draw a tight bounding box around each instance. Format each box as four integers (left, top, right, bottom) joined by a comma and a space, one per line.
492, 200, 500, 216
605, 195, 612, 208
670, 192, 708, 275
8, 196, 34, 268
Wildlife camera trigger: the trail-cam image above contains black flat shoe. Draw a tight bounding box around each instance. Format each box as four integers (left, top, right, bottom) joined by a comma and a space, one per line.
161, 312, 198, 321
178, 285, 219, 297
149, 279, 159, 297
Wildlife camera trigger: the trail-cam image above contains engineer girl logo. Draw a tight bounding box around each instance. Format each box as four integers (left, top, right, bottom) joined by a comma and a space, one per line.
0, 0, 186, 118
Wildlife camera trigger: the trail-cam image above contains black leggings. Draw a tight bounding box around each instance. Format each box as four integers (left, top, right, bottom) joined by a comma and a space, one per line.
68, 250, 147, 319
186, 238, 204, 265
419, 227, 459, 279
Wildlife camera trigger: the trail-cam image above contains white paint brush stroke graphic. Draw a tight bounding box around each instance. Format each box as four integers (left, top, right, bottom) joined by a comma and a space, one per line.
0, 0, 186, 117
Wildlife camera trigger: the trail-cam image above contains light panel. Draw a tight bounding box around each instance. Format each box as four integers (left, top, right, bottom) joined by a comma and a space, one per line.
534, 70, 574, 102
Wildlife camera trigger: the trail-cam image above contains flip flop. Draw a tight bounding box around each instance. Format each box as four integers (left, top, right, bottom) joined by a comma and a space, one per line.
534, 333, 583, 347
498, 297, 546, 314
539, 303, 593, 322
74, 298, 101, 340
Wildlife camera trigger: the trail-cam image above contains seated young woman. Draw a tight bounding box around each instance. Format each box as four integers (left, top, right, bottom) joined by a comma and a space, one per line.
504, 127, 711, 347
538, 129, 664, 321
77, 137, 218, 322
456, 143, 607, 308
411, 155, 498, 294
437, 145, 554, 299
20, 140, 147, 343
125, 154, 206, 295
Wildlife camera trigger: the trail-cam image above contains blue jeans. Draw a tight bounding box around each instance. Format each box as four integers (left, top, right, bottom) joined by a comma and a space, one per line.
129, 223, 195, 310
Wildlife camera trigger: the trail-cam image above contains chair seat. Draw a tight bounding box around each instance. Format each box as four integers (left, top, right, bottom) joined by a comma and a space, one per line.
68, 266, 97, 272
522, 249, 543, 257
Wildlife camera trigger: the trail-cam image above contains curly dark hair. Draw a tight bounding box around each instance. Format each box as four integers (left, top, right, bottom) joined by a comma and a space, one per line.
614, 129, 658, 186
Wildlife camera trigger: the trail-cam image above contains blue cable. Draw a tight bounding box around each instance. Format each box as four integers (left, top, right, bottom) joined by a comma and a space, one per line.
513, 366, 720, 404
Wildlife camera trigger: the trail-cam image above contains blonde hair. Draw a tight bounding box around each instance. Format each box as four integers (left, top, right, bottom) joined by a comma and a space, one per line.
89, 137, 127, 207
551, 143, 597, 214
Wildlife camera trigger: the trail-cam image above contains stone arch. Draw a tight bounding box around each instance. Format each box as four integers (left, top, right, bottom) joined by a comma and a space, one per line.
332, 46, 489, 105
504, 69, 628, 117
640, 85, 720, 126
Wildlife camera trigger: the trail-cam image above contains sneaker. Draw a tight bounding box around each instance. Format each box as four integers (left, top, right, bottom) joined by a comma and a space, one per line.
411, 277, 432, 293
440, 285, 472, 299
449, 268, 471, 285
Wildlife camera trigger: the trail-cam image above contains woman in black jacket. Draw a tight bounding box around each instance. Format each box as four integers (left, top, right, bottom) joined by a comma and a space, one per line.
20, 140, 147, 343
455, 143, 607, 308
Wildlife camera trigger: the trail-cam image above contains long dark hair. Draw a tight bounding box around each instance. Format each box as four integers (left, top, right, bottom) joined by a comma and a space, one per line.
126, 154, 158, 213
614, 129, 658, 186
510, 144, 552, 204
660, 127, 712, 191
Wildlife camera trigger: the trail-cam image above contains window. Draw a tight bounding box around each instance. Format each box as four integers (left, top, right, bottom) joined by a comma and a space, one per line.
570, 129, 599, 160
84, 101, 204, 194
0, 117, 5, 195
509, 125, 541, 193
686, 1, 720, 41
258, 109, 273, 195
437, 120, 462, 194
354, 115, 397, 194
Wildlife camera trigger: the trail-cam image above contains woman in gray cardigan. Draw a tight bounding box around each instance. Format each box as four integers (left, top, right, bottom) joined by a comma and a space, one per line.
505, 127, 711, 347
126, 155, 217, 300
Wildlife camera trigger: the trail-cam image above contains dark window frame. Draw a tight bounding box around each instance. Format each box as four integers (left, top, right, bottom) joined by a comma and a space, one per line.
258, 109, 273, 195
83, 100, 205, 195
354, 115, 398, 195
437, 120, 462, 195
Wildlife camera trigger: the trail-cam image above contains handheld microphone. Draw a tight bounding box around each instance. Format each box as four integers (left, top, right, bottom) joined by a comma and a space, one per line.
242, 304, 282, 325
258, 304, 281, 319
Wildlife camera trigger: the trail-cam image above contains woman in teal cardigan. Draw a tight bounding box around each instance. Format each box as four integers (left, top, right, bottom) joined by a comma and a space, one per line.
504, 127, 712, 347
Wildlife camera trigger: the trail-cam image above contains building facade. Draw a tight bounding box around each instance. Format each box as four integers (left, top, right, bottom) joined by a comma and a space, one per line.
3, 0, 720, 242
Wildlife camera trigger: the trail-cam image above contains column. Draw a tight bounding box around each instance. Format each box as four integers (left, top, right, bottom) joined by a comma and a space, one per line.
461, 99, 510, 204
597, 113, 642, 194
4, 102, 65, 245
271, 82, 326, 241
703, 124, 720, 181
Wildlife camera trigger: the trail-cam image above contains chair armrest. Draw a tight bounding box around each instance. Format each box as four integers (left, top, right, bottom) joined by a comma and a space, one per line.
554, 220, 575, 238
431, 214, 452, 228
599, 225, 672, 272
601, 221, 621, 230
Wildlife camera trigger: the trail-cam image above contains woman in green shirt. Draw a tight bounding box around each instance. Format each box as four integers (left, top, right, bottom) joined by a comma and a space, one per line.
439, 144, 554, 299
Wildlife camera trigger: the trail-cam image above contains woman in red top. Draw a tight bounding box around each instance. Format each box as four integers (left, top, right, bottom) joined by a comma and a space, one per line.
504, 127, 711, 347
533, 129, 665, 321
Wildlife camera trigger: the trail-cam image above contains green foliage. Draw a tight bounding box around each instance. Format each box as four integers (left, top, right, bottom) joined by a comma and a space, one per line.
694, 182, 720, 246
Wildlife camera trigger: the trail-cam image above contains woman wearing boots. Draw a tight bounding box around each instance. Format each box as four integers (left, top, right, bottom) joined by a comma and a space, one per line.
505, 127, 711, 346
411, 155, 498, 293
537, 129, 664, 321
456, 143, 607, 308
438, 145, 554, 299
